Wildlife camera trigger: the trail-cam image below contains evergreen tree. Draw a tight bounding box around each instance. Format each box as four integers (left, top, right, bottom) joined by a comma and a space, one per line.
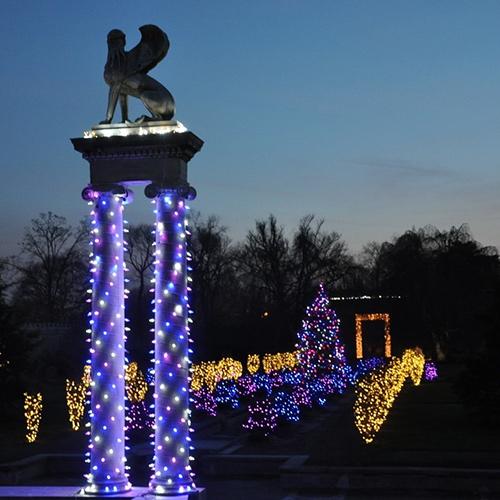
295, 283, 349, 386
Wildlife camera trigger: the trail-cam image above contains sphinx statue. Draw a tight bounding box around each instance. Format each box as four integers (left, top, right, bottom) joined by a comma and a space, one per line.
100, 25, 175, 124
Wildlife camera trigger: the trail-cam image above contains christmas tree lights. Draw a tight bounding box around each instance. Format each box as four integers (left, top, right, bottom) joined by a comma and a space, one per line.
214, 379, 239, 409
125, 362, 148, 403
405, 348, 425, 386
24, 392, 42, 443
253, 373, 274, 396
262, 351, 298, 373
191, 357, 243, 392
215, 357, 243, 383
424, 360, 438, 381
66, 365, 91, 431
149, 191, 195, 495
190, 362, 215, 391
125, 362, 149, 430
352, 357, 386, 383
83, 189, 130, 494
243, 396, 278, 436
292, 384, 313, 408
247, 354, 260, 374
237, 375, 258, 396
354, 348, 425, 444
127, 401, 151, 430
191, 387, 217, 416
296, 284, 349, 389
274, 391, 300, 423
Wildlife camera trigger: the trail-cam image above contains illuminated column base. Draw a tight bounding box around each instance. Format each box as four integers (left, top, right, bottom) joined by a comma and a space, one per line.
82, 186, 132, 495
149, 188, 195, 496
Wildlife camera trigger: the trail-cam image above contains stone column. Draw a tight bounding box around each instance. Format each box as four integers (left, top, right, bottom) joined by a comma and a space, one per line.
72, 123, 203, 497
83, 186, 131, 495
148, 188, 195, 496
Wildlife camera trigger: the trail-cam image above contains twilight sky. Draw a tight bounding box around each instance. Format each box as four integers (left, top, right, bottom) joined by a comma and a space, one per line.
1, 0, 500, 256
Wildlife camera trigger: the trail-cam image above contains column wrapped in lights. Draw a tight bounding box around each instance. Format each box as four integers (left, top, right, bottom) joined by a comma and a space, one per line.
83, 186, 131, 495
149, 189, 195, 495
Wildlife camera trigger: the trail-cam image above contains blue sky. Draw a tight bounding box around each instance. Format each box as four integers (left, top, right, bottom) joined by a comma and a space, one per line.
1, 0, 500, 255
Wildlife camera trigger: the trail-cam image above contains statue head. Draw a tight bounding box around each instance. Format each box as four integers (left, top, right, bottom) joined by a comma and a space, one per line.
107, 29, 126, 50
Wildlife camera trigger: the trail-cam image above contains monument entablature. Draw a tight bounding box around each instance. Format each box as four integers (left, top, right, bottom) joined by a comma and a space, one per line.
72, 123, 203, 193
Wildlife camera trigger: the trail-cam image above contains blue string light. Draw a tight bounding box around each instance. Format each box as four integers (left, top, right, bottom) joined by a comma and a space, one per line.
84, 190, 131, 495
149, 192, 196, 495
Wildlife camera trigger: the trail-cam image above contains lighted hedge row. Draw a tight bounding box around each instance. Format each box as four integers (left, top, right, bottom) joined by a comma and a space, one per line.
353, 347, 425, 444
190, 351, 298, 392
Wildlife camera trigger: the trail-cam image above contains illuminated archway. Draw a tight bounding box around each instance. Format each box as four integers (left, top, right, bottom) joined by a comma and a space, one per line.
355, 313, 391, 359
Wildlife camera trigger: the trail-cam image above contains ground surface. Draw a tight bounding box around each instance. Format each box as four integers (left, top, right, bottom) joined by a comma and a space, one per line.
1, 364, 498, 498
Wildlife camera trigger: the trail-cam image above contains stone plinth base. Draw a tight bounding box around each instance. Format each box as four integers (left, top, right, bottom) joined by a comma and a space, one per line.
0, 486, 206, 499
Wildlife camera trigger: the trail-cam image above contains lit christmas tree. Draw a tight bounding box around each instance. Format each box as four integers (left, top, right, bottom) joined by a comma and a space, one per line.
295, 283, 349, 389
243, 395, 278, 436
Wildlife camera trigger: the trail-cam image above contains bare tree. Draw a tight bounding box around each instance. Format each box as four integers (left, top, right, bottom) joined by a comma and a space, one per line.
291, 215, 351, 310
190, 214, 236, 358
236, 215, 292, 350
125, 224, 155, 316
12, 212, 87, 322
359, 241, 383, 290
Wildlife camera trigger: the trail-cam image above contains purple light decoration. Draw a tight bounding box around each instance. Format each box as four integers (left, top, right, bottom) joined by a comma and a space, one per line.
237, 375, 258, 396
243, 396, 278, 436
84, 190, 130, 494
191, 388, 217, 417
127, 402, 151, 430
424, 361, 438, 381
292, 385, 313, 408
149, 191, 195, 495
296, 284, 349, 387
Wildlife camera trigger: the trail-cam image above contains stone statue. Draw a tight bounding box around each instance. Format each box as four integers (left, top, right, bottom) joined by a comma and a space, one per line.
100, 25, 175, 125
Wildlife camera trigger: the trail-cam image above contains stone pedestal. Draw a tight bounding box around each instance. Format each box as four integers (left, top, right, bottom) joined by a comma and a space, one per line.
72, 121, 203, 496
73, 121, 202, 193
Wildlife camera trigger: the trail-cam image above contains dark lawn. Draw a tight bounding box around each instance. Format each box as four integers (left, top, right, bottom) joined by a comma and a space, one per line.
1, 364, 498, 472
236, 364, 500, 469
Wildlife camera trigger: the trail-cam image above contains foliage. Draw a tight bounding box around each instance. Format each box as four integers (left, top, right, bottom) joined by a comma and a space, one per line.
359, 225, 500, 359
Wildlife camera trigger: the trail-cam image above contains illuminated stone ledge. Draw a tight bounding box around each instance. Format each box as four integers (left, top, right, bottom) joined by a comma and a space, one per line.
72, 126, 203, 189
84, 120, 188, 139
0, 486, 205, 499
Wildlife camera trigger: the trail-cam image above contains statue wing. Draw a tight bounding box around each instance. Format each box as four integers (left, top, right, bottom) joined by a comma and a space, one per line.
126, 25, 169, 75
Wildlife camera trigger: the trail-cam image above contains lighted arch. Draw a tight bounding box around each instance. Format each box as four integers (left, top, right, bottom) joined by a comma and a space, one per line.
355, 313, 391, 359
